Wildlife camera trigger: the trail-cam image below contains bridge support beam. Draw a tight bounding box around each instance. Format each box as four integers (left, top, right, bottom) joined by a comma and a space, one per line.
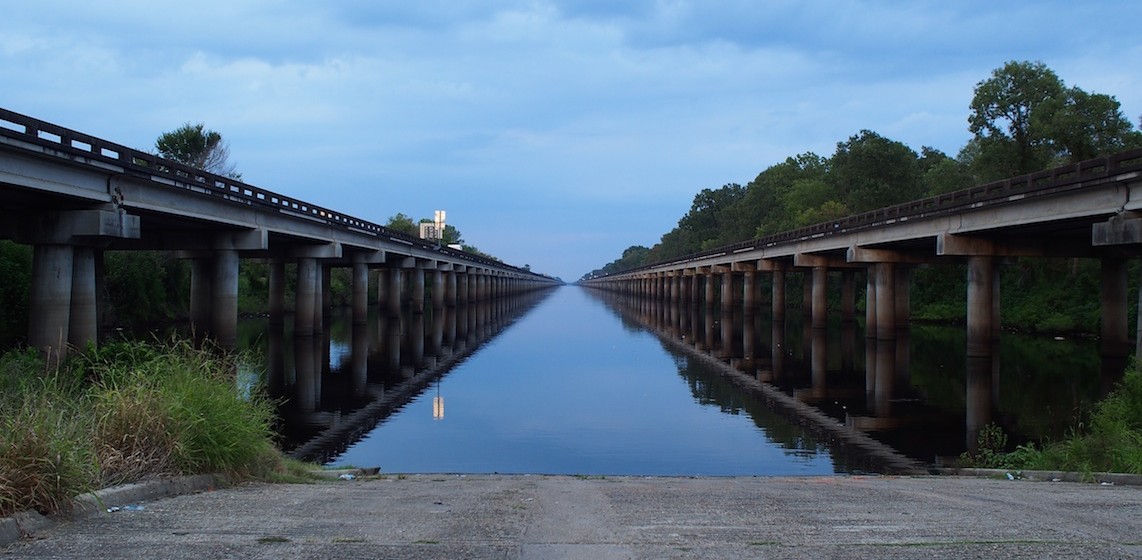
211, 249, 239, 349
295, 258, 317, 337
68, 247, 98, 351
352, 260, 369, 325
704, 269, 716, 307
722, 268, 736, 308
771, 264, 786, 323
432, 268, 445, 310
413, 267, 427, 310
28, 245, 73, 367
812, 266, 828, 330
387, 267, 403, 313
875, 262, 896, 340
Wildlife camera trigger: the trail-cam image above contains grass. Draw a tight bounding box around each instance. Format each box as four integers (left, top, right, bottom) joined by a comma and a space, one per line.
960, 359, 1142, 475
1, 338, 306, 517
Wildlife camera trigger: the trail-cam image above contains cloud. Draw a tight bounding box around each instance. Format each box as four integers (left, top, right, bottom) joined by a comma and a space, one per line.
2, 1, 1140, 280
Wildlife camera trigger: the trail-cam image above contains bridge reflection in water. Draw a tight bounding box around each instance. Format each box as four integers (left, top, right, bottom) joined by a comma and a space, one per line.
241, 284, 1102, 473
583, 286, 1104, 467
257, 289, 556, 464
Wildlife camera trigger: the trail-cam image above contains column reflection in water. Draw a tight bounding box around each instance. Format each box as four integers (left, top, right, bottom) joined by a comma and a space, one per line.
293, 334, 318, 413
720, 307, 735, 361
280, 287, 557, 464
770, 316, 785, 383
351, 321, 368, 396
810, 327, 827, 401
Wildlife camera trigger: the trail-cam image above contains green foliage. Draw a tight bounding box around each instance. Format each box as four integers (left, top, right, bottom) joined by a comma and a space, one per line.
0, 240, 32, 347
0, 340, 286, 517
965, 362, 1142, 474
968, 60, 1064, 176
103, 251, 190, 325
155, 122, 240, 178
385, 213, 418, 236
830, 129, 923, 213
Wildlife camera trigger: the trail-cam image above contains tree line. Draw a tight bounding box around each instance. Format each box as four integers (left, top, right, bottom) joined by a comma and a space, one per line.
582, 61, 1141, 332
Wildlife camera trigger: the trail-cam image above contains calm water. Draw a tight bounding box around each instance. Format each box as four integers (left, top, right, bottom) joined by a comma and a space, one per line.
322, 286, 838, 475
236, 284, 1106, 475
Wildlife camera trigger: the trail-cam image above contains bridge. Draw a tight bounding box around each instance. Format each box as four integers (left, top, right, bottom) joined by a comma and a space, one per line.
0, 108, 558, 363
582, 148, 1142, 396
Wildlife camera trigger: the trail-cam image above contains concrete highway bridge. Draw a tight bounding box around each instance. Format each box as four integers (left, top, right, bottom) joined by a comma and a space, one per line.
0, 108, 558, 363
582, 147, 1142, 385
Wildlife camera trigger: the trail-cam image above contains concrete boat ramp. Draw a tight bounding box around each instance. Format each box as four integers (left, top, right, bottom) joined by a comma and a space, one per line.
3, 473, 1141, 559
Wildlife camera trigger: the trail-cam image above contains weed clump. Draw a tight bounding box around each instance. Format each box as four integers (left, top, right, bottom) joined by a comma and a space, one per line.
0, 339, 285, 517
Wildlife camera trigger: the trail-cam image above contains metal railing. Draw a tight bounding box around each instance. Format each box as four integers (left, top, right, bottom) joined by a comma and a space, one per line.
0, 108, 541, 277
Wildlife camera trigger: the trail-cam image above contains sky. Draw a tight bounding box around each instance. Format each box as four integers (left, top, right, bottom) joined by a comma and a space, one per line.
3, 1, 1140, 281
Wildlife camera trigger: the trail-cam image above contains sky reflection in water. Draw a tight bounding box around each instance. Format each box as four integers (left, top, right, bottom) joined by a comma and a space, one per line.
330, 286, 835, 476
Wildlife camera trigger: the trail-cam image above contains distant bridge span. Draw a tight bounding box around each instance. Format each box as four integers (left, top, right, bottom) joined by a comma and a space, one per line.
0, 108, 557, 361
582, 147, 1142, 387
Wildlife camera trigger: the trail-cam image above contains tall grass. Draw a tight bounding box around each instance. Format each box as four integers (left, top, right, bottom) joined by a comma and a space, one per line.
1, 339, 285, 517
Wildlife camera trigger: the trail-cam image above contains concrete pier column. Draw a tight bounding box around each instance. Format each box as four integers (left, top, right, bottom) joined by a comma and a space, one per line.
722, 269, 736, 308
431, 269, 445, 310
966, 256, 994, 358
318, 264, 330, 330
742, 270, 757, 309
840, 269, 855, 324
705, 270, 716, 307
376, 267, 389, 308
68, 246, 98, 350
212, 249, 239, 348
352, 260, 369, 325
189, 257, 213, 337
812, 266, 828, 330
865, 266, 877, 338
386, 267, 403, 312
268, 258, 285, 325
295, 258, 317, 337
313, 262, 326, 334
446, 271, 459, 306
28, 244, 74, 364
771, 265, 786, 323
411, 267, 425, 313
874, 262, 896, 340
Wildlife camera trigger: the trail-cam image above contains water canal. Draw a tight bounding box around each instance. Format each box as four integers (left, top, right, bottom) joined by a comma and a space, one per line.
233, 285, 1106, 476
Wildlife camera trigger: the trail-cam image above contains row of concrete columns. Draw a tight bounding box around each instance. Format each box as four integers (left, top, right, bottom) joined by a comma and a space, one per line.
23, 228, 548, 360
589, 254, 1134, 375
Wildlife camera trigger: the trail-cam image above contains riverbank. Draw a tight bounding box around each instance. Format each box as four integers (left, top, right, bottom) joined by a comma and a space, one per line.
4, 473, 1140, 558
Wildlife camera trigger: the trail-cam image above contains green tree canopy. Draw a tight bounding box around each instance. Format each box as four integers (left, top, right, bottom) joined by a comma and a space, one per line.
968, 60, 1064, 176
384, 213, 417, 236
155, 123, 240, 178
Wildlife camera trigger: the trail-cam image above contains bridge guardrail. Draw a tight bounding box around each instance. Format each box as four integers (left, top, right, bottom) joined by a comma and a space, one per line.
592, 147, 1142, 277
0, 108, 542, 277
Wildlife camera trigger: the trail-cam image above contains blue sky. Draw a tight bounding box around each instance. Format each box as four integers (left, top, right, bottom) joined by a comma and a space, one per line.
3, 1, 1140, 280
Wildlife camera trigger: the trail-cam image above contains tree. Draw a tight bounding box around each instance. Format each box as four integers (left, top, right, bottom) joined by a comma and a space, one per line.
155, 123, 240, 178
1036, 86, 1142, 162
384, 213, 418, 236
968, 61, 1064, 177
830, 130, 922, 213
